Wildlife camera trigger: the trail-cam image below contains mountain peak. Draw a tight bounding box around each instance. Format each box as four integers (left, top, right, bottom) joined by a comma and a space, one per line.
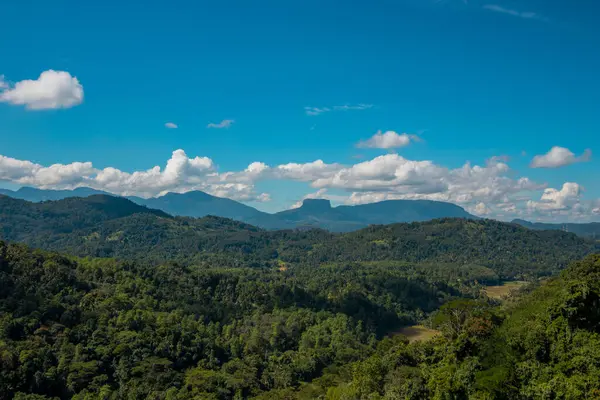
160, 191, 214, 201
301, 198, 332, 211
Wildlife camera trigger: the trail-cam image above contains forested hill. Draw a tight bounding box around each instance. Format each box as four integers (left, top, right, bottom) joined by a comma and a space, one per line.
302, 219, 597, 277
1, 240, 600, 398
0, 240, 463, 398
0, 194, 169, 243
0, 195, 597, 278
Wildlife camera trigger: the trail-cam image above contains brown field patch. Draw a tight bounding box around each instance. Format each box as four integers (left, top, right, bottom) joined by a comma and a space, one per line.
484, 281, 528, 299
394, 325, 441, 343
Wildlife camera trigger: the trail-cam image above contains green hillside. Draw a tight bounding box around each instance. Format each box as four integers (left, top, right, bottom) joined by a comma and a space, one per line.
1, 241, 599, 398
0, 196, 596, 278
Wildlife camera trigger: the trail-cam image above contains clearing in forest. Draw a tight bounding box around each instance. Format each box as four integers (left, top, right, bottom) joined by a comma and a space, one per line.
395, 325, 441, 343
484, 281, 528, 299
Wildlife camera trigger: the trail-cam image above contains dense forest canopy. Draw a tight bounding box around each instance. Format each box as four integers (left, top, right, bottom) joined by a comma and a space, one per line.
0, 195, 597, 279
1, 241, 600, 399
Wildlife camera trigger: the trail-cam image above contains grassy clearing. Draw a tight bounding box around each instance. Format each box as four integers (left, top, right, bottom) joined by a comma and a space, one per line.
394, 325, 441, 343
484, 281, 528, 299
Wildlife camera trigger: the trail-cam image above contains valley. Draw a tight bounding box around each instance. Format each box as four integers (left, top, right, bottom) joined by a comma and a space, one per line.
483, 281, 529, 300
0, 195, 599, 399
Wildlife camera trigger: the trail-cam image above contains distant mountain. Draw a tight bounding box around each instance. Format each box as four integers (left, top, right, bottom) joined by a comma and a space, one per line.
0, 187, 476, 231
255, 198, 476, 232
131, 190, 272, 222
0, 186, 111, 202
512, 219, 600, 239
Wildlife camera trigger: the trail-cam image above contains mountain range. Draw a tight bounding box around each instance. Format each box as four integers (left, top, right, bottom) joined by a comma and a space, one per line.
4, 187, 599, 237
0, 193, 595, 278
0, 186, 475, 231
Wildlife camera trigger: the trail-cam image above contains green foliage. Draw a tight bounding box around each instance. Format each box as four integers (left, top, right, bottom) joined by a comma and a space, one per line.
1, 195, 596, 279
1, 196, 600, 399
319, 254, 600, 399
0, 240, 447, 399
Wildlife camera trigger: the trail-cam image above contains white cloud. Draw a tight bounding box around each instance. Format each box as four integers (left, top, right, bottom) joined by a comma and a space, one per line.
312, 154, 446, 193
1, 150, 599, 221
530, 146, 591, 168
0, 70, 84, 110
527, 182, 582, 212
472, 202, 492, 216
207, 119, 235, 129
483, 5, 547, 21
305, 104, 373, 116
0, 155, 94, 186
357, 131, 418, 149
275, 160, 342, 181
165, 122, 178, 129
0, 155, 43, 181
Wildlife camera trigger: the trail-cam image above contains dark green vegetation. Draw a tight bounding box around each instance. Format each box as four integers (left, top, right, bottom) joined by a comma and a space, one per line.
0, 240, 463, 399
0, 187, 476, 232
513, 218, 600, 239
1, 241, 600, 399
2, 194, 600, 399
0, 195, 597, 278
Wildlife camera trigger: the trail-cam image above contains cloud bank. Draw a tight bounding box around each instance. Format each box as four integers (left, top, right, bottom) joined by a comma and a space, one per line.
1, 149, 597, 221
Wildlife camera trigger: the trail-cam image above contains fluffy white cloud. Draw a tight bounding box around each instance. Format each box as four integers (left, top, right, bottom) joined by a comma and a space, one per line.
275, 160, 343, 181
313, 154, 447, 193
0, 70, 84, 110
0, 155, 94, 186
530, 146, 591, 168
94, 150, 216, 197
0, 155, 41, 181
20, 162, 95, 187
207, 119, 234, 129
305, 104, 373, 116
165, 122, 178, 129
357, 131, 417, 149
527, 182, 582, 212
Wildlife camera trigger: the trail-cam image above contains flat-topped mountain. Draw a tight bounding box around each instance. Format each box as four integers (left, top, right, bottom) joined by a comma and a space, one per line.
257, 198, 476, 231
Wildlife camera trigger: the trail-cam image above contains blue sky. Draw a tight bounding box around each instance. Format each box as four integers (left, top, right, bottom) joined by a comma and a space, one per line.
0, 0, 599, 221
